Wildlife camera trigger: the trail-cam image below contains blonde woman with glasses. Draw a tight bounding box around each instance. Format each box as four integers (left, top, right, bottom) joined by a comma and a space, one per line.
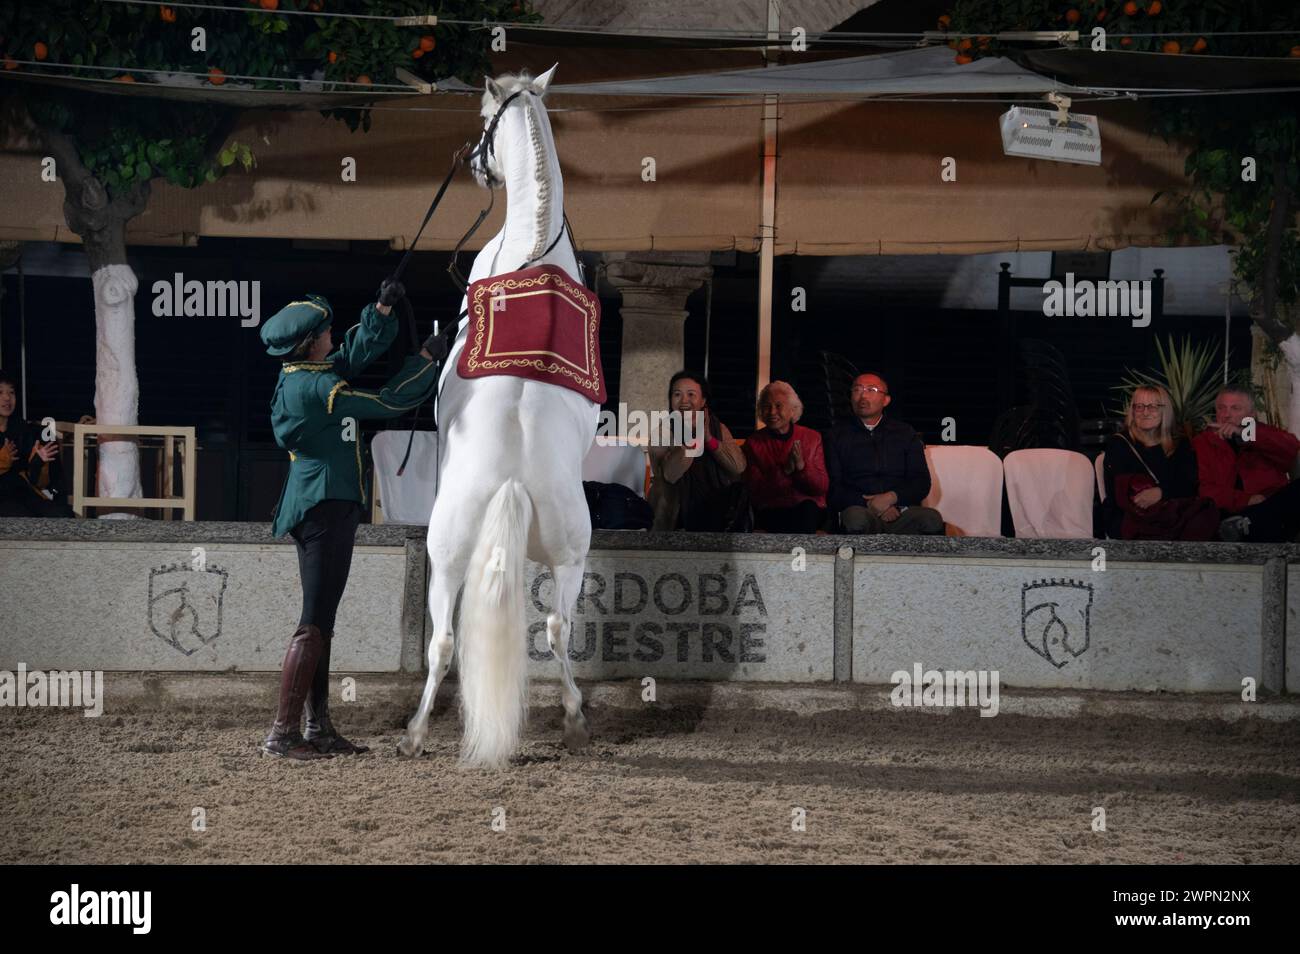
1101, 385, 1218, 540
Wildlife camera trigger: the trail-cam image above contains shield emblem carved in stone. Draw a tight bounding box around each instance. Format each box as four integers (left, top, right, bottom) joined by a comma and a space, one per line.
1021, 578, 1093, 669
148, 562, 229, 655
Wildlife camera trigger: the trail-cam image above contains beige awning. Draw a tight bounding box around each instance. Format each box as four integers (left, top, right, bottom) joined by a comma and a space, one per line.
0, 65, 1195, 255
774, 98, 1191, 255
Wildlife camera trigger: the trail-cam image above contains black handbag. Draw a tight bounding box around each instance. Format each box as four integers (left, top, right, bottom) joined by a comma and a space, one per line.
582, 481, 653, 530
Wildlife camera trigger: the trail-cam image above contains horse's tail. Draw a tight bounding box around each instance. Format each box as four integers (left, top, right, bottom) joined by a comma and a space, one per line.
457, 478, 533, 769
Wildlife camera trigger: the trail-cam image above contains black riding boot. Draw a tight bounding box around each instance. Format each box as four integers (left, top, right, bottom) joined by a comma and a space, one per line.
303, 632, 369, 755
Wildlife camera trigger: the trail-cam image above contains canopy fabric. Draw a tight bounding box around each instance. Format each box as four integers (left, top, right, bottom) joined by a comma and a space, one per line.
0, 69, 414, 110
448, 46, 1092, 98
1019, 48, 1300, 92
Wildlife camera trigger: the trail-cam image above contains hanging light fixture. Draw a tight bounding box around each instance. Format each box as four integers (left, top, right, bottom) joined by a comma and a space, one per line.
1000, 93, 1102, 166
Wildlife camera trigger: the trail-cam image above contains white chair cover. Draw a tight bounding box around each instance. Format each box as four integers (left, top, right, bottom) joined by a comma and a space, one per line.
582, 441, 648, 497
1004, 448, 1096, 539
921, 445, 1004, 537
370, 430, 439, 525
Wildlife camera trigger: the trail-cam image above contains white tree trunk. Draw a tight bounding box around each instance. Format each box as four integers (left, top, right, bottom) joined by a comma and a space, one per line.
91, 264, 143, 507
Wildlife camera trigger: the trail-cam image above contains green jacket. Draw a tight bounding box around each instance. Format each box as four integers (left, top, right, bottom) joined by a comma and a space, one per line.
268, 303, 439, 537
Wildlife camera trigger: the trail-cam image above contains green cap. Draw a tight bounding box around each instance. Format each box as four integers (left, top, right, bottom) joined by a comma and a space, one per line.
261, 295, 333, 357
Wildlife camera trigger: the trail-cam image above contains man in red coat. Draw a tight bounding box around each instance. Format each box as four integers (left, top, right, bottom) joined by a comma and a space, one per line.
1193, 387, 1300, 542
743, 381, 828, 532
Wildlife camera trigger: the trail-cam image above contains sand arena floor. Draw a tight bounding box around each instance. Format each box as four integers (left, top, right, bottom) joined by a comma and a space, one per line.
2, 680, 1298, 864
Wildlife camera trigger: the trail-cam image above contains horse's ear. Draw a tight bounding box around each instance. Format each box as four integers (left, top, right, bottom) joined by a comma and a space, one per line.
532, 63, 558, 96
485, 75, 504, 101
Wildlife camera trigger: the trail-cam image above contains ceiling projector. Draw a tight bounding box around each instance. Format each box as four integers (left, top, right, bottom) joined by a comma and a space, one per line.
999, 105, 1102, 166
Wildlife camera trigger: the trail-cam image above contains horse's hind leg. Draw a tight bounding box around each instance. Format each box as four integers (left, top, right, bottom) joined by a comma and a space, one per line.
398, 557, 459, 758
547, 561, 589, 751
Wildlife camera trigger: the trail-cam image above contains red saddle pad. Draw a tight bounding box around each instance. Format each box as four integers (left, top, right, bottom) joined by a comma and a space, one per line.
456, 264, 606, 404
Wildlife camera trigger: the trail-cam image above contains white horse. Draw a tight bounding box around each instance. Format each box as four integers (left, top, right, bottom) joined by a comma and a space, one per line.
398, 66, 597, 768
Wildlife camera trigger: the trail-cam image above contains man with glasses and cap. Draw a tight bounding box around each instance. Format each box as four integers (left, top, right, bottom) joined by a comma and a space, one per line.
825, 372, 943, 535
258, 279, 442, 759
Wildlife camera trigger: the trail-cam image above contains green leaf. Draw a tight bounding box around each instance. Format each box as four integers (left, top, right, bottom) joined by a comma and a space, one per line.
219, 147, 236, 167
136, 161, 151, 180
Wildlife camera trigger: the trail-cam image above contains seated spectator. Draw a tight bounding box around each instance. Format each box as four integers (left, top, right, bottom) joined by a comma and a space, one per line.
1194, 386, 1300, 542
743, 381, 828, 532
825, 372, 942, 534
0, 370, 75, 518
1102, 385, 1217, 540
648, 371, 748, 531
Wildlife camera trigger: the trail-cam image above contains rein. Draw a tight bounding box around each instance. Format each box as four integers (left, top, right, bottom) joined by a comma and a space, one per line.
389, 85, 583, 477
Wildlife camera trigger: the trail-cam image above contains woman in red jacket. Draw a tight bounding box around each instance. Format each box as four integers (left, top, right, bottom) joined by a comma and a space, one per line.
744, 381, 829, 532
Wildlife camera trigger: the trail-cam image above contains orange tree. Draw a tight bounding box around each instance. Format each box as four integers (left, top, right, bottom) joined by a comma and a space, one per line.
942, 1, 1300, 423
0, 0, 537, 497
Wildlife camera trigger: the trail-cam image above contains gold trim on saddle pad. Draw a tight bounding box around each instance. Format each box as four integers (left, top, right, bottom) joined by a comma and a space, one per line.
459, 265, 604, 401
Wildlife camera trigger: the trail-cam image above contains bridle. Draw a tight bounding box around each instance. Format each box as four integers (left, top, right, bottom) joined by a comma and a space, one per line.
388, 82, 581, 473
392, 86, 577, 297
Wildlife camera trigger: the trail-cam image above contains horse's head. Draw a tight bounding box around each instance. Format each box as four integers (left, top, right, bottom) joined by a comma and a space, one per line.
469, 64, 557, 189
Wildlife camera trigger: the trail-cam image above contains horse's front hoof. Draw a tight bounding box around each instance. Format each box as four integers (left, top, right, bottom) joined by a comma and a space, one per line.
563, 712, 590, 752
397, 733, 424, 758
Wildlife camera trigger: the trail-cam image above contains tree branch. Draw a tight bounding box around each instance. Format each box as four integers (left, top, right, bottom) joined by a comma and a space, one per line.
38, 125, 146, 270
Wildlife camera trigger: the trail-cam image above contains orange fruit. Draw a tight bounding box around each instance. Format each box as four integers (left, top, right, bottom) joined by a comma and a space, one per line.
1162, 40, 1181, 54
419, 35, 435, 51
1123, 1, 1138, 14
208, 67, 226, 85
412, 49, 423, 59
937, 14, 951, 29
355, 74, 372, 85
4, 56, 19, 70
1065, 9, 1080, 24
1192, 37, 1207, 53
114, 74, 135, 82
1147, 0, 1161, 12
327, 50, 338, 64
1120, 36, 1132, 46
958, 38, 972, 51
977, 36, 990, 48
1290, 45, 1300, 57
160, 5, 176, 22
33, 41, 47, 60
1096, 9, 1107, 21
308, 0, 323, 9
954, 54, 973, 65
259, 0, 279, 9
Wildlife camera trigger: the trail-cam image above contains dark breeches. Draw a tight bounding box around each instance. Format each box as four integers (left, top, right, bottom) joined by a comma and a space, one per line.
290, 499, 363, 634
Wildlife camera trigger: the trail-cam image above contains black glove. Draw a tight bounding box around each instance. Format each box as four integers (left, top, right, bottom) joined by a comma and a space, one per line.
422, 328, 449, 363
378, 278, 406, 307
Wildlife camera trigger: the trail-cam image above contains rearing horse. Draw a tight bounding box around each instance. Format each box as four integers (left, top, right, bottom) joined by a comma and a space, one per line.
398, 66, 595, 767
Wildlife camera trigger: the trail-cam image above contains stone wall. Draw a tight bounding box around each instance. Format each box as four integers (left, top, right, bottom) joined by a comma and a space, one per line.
0, 520, 1292, 693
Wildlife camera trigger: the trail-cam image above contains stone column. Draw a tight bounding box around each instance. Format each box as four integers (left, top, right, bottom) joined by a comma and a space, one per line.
603, 251, 712, 420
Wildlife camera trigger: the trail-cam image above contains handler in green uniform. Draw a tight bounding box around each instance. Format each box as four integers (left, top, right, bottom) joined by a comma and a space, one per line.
259, 280, 441, 759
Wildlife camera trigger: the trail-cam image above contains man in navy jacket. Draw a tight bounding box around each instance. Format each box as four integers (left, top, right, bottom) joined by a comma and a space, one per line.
824, 373, 943, 534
